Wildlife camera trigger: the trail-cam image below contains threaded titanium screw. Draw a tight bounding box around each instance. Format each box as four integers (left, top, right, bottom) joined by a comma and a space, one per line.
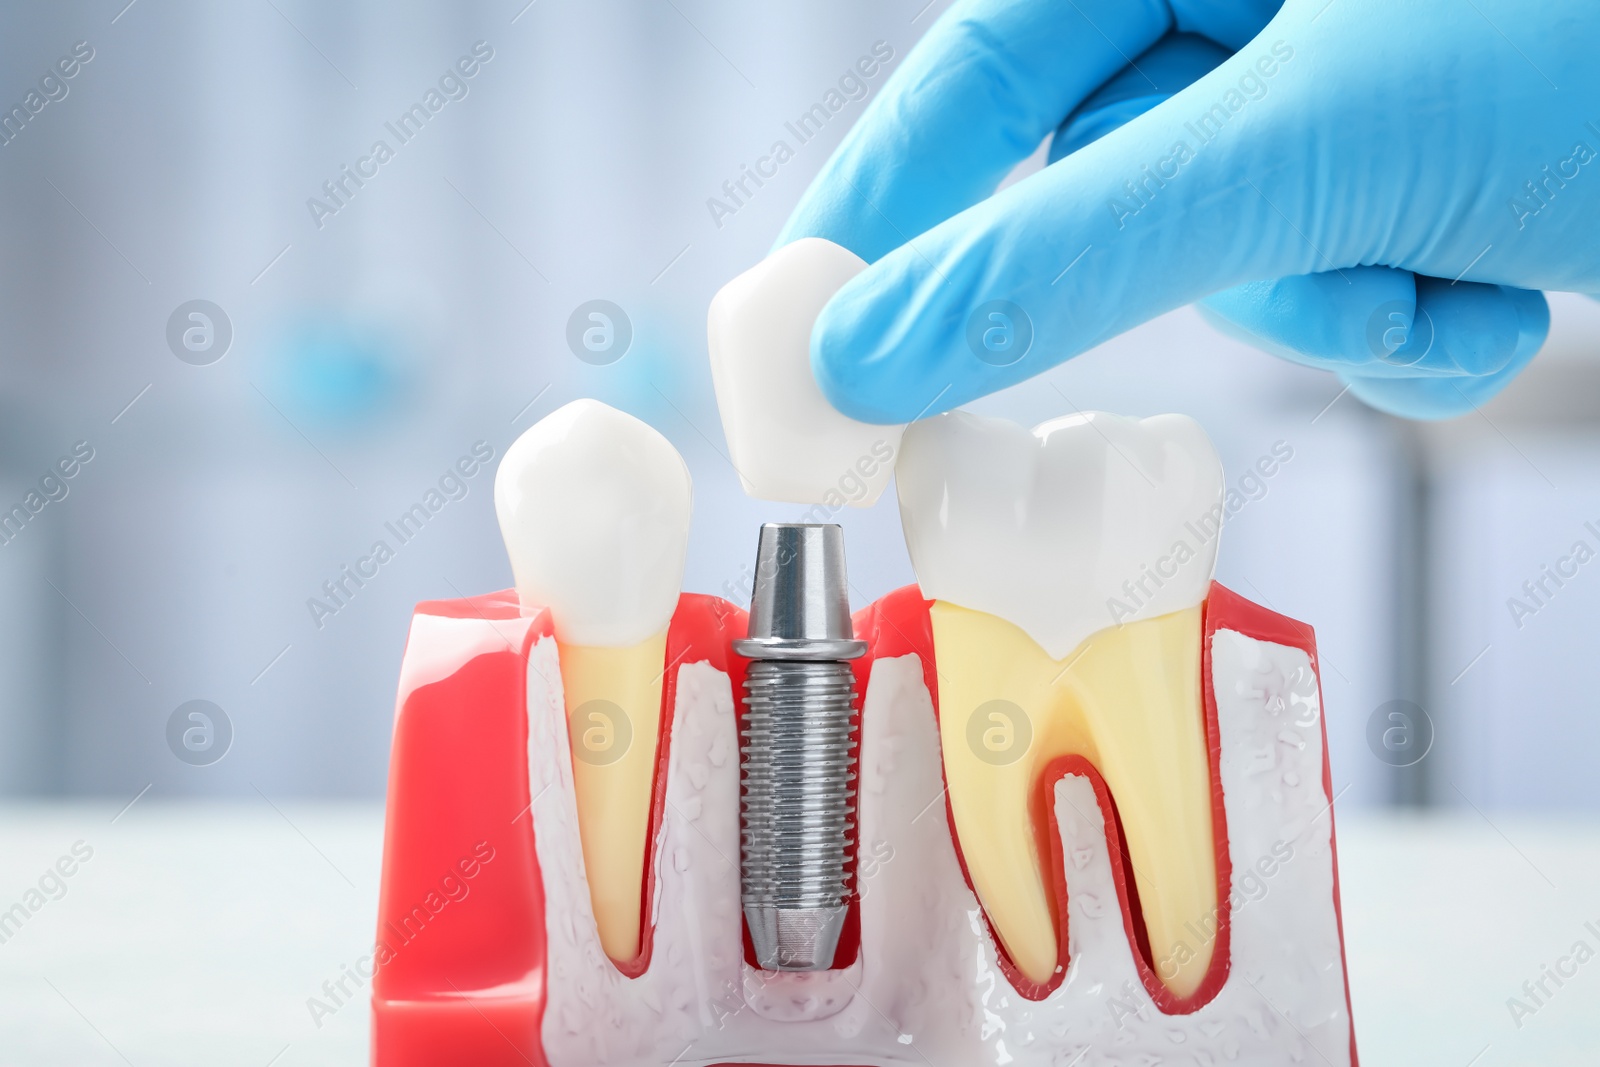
733, 523, 864, 972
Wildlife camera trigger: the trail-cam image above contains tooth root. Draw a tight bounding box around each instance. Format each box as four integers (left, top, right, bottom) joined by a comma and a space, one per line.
494, 399, 692, 970
559, 635, 668, 964
935, 602, 1218, 998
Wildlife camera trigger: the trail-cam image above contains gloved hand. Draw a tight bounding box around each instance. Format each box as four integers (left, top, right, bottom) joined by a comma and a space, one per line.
777, 0, 1596, 422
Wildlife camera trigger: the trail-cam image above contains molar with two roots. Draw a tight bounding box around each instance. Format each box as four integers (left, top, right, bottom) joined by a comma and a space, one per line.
896, 408, 1226, 999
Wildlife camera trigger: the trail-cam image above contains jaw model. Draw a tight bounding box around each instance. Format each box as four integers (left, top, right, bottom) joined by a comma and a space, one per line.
370, 245, 1357, 1066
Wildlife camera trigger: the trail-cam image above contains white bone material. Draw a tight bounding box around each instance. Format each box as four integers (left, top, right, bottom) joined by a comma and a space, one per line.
530, 629, 1351, 1066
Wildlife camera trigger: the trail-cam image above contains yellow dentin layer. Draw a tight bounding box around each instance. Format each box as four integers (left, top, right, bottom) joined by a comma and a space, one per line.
559, 631, 668, 965
934, 602, 1218, 998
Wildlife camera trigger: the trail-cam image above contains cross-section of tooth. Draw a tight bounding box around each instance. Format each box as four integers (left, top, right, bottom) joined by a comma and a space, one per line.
707, 237, 905, 507
494, 398, 692, 965
897, 410, 1226, 998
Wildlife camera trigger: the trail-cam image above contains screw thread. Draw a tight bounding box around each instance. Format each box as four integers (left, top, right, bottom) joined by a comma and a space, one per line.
739, 660, 857, 909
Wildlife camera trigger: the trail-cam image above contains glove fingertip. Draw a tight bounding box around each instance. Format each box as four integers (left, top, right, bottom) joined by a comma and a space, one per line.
1342, 294, 1546, 420
1507, 285, 1551, 360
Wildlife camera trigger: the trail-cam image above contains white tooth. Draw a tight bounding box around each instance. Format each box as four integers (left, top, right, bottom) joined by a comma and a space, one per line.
896, 410, 1224, 659
707, 237, 905, 507
897, 410, 1226, 998
495, 398, 691, 645
494, 398, 692, 965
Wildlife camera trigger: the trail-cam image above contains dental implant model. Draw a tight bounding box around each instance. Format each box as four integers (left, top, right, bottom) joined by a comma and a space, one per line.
734, 523, 863, 971
370, 241, 1358, 1065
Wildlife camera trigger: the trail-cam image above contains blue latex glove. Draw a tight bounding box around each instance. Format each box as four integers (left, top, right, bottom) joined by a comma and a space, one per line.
777, 0, 1596, 423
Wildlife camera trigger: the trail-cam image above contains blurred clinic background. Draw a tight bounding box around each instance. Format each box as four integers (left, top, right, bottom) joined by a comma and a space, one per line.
2, 0, 1595, 812
0, 1, 1597, 1062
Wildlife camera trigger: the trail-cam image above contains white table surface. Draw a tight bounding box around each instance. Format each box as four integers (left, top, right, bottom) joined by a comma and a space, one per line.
0, 802, 1595, 1066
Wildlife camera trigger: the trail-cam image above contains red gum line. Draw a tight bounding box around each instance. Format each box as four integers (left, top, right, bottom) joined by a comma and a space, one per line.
371, 588, 547, 1066
370, 583, 1356, 1067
